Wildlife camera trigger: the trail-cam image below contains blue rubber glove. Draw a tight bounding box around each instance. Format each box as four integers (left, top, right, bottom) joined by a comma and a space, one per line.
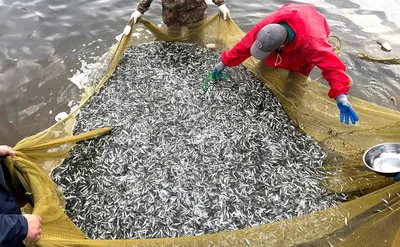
336, 94, 359, 125
213, 61, 226, 74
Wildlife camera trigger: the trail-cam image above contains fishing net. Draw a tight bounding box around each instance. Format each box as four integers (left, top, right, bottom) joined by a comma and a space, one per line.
3, 14, 400, 247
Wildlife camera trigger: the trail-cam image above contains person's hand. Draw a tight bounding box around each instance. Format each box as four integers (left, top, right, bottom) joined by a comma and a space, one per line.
0, 145, 15, 157
116, 10, 142, 41
218, 4, 230, 21
130, 10, 143, 24
336, 94, 359, 124
23, 214, 42, 242
213, 61, 226, 74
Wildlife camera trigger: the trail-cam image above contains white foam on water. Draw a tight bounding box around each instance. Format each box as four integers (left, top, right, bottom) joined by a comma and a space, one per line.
68, 60, 90, 90
68, 57, 104, 90
67, 49, 112, 118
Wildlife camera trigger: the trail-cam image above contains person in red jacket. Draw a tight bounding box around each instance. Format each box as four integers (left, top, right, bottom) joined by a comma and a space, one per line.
0, 145, 42, 247
213, 3, 358, 125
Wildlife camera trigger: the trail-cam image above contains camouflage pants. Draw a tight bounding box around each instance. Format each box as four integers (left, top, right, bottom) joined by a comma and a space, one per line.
162, 4, 207, 26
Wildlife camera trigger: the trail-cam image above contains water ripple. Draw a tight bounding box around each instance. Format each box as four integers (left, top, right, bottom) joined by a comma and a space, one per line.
0, 0, 399, 144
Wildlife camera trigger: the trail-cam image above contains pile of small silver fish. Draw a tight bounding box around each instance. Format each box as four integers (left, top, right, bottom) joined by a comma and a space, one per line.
51, 42, 344, 240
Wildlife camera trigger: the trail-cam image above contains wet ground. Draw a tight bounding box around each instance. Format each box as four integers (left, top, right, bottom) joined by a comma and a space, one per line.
0, 0, 399, 145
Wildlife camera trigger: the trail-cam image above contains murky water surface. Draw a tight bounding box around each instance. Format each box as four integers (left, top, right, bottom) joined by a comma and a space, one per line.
0, 0, 399, 144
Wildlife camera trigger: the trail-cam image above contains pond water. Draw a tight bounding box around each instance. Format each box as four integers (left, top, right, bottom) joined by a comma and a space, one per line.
0, 0, 399, 145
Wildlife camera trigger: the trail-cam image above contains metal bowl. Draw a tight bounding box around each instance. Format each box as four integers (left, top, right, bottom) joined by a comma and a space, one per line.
363, 143, 400, 175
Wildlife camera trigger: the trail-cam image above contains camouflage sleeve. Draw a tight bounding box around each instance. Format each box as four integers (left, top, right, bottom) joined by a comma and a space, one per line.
212, 0, 225, 7
136, 0, 153, 14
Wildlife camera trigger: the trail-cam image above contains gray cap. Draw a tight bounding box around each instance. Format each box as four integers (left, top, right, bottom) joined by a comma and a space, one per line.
250, 24, 288, 60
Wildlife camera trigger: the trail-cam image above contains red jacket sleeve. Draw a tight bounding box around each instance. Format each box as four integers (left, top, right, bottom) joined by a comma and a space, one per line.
221, 17, 276, 67
221, 26, 259, 66
306, 39, 350, 99
0, 214, 28, 243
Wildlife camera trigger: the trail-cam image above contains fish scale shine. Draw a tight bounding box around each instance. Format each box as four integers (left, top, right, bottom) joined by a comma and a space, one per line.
51, 42, 344, 240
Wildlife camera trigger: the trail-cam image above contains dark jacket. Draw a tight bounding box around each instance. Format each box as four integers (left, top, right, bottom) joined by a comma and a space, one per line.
0, 162, 27, 247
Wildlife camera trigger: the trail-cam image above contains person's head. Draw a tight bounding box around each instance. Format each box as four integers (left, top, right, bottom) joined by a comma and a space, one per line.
250, 24, 288, 60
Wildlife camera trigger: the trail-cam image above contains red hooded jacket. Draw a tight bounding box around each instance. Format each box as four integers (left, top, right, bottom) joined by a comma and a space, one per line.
221, 3, 350, 99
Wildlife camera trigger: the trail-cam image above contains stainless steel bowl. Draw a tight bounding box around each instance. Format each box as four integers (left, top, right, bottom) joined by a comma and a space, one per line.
363, 143, 400, 174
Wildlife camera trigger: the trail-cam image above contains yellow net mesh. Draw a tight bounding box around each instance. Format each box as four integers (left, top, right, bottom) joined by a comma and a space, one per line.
4, 14, 400, 247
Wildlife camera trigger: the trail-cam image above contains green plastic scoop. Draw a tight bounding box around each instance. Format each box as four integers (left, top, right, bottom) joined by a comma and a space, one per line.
203, 71, 228, 92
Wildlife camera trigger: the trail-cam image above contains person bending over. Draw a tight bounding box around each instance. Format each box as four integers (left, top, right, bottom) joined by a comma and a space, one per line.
213, 3, 358, 125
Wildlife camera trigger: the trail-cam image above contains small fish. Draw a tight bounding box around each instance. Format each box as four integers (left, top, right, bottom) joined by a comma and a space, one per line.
51, 41, 340, 240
